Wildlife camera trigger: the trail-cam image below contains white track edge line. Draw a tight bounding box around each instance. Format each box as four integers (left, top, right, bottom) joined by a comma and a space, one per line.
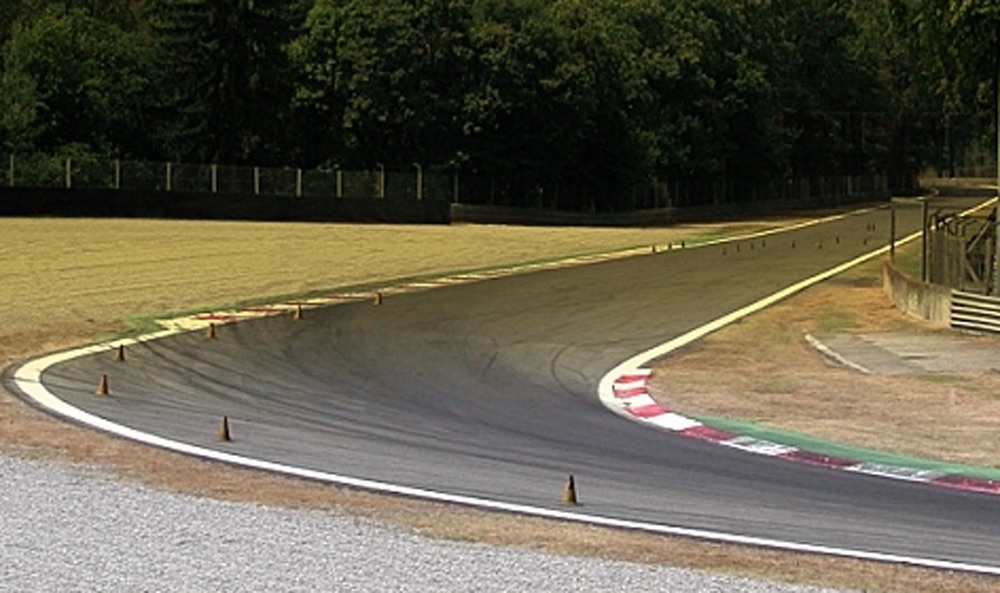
803, 333, 873, 374
595, 202, 1000, 574
11, 202, 1000, 575
11, 345, 1000, 575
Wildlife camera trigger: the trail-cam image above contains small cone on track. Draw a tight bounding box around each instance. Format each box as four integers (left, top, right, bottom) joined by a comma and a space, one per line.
374, 291, 383, 306
561, 474, 578, 505
115, 344, 126, 362
206, 323, 217, 340
218, 416, 231, 442
293, 304, 303, 320
95, 374, 109, 396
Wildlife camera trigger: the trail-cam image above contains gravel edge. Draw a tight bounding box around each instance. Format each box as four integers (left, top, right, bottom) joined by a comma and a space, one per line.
0, 453, 854, 593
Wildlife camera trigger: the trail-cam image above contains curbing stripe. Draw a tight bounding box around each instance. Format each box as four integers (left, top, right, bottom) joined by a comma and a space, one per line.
680, 425, 737, 443
627, 403, 667, 418
596, 200, 1000, 509
12, 204, 1000, 575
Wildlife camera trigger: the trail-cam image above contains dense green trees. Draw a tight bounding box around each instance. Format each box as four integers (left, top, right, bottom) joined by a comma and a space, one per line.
0, 5, 156, 157
0, 0, 995, 209
149, 0, 309, 163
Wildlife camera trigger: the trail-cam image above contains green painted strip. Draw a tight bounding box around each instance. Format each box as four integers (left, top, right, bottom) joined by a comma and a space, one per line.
695, 415, 1000, 481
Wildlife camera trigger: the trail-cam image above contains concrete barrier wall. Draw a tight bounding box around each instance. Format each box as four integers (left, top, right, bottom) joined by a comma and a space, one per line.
2, 186, 888, 227
0, 187, 452, 224
882, 260, 951, 325
451, 191, 888, 227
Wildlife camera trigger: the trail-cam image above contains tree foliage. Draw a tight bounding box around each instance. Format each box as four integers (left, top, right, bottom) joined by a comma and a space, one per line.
0, 5, 156, 156
148, 0, 308, 163
0, 0, 995, 209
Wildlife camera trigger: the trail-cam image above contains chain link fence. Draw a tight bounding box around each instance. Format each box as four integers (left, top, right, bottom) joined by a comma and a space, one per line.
2, 152, 889, 211
1, 153, 458, 202
928, 208, 995, 294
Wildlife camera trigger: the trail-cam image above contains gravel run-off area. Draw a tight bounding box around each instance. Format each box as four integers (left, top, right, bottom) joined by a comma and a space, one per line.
0, 454, 854, 593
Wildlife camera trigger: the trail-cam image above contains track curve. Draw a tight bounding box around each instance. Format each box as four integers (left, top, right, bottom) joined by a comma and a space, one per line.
16, 199, 1000, 571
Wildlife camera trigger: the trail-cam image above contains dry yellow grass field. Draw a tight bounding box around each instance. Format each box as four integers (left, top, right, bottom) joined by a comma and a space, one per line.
1, 216, 998, 593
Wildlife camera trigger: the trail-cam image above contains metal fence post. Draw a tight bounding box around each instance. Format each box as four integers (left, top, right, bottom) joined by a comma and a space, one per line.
211, 164, 218, 193
8, 154, 13, 187
166, 162, 172, 191
994, 18, 1000, 296
65, 157, 72, 188
253, 167, 260, 195
890, 198, 897, 263
296, 168, 302, 197
921, 198, 929, 282
377, 163, 385, 198
336, 169, 343, 198
114, 159, 121, 189
413, 163, 422, 200
452, 171, 459, 204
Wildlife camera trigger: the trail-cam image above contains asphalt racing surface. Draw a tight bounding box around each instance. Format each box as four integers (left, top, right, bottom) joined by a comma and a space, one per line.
27, 198, 1000, 570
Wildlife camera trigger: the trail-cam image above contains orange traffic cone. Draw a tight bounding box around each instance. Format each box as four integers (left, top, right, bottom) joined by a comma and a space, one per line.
218, 416, 231, 442
561, 474, 578, 505
95, 374, 109, 396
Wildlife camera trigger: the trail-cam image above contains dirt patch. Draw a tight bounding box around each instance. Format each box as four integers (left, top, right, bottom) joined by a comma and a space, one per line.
2, 218, 998, 593
650, 259, 1000, 469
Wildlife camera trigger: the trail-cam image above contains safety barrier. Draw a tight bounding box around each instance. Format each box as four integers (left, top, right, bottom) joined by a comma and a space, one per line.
951, 290, 1000, 335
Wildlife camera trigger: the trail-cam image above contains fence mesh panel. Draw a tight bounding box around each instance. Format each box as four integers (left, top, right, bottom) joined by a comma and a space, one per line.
2, 153, 894, 211
120, 160, 166, 191
14, 153, 65, 188
341, 170, 380, 198
258, 167, 298, 196
301, 169, 338, 197
172, 163, 211, 193
215, 165, 254, 194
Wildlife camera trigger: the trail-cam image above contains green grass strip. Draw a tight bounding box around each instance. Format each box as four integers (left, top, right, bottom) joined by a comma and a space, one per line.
695, 415, 1000, 481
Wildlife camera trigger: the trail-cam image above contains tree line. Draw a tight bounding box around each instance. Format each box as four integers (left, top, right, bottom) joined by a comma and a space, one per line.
0, 0, 996, 211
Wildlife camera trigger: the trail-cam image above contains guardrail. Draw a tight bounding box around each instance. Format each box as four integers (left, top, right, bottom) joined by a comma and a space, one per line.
951, 290, 1000, 334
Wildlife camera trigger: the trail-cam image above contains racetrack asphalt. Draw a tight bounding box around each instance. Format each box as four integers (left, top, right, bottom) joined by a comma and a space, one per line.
17, 197, 1000, 571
